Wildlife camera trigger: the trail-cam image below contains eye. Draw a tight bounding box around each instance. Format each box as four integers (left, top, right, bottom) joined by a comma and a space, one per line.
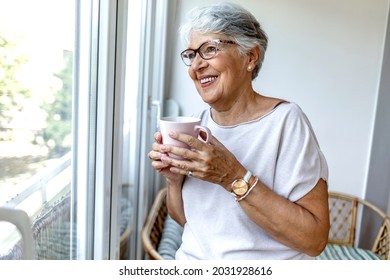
202, 44, 217, 55
187, 52, 196, 59
182, 50, 195, 59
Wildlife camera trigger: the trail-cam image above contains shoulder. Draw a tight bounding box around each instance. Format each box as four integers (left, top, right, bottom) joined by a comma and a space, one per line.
271, 102, 317, 138
272, 101, 306, 120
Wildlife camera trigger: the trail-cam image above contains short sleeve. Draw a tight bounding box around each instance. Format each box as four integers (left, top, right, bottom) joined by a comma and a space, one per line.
274, 104, 328, 202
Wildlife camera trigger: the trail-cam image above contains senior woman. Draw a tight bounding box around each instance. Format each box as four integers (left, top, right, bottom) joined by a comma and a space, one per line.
148, 2, 329, 260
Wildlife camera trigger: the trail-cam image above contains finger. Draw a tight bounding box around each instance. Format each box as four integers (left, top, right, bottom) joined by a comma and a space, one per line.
148, 151, 159, 160
160, 143, 198, 161
152, 141, 167, 154
168, 131, 205, 150
208, 135, 222, 146
170, 166, 194, 177
148, 149, 169, 163
154, 131, 163, 144
150, 152, 170, 170
151, 159, 169, 170
161, 154, 192, 174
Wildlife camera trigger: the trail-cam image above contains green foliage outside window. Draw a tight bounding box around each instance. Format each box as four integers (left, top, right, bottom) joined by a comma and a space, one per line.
41, 50, 73, 157
0, 33, 72, 180
0, 35, 31, 134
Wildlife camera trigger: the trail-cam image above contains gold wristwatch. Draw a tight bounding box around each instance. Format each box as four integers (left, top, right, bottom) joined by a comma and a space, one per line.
231, 170, 252, 196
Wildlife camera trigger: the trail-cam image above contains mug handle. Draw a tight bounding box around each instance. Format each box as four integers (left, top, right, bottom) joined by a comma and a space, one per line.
195, 125, 211, 144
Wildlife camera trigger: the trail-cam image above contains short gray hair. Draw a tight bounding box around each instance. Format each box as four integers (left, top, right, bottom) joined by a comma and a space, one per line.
179, 2, 268, 80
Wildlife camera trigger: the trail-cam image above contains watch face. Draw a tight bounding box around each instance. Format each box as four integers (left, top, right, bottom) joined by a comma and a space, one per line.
232, 179, 248, 196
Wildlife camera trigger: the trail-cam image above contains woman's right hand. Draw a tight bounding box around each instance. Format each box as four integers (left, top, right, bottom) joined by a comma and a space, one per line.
149, 132, 187, 226
148, 132, 185, 186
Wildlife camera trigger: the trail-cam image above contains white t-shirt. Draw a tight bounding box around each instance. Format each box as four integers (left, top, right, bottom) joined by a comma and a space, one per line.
175, 102, 329, 260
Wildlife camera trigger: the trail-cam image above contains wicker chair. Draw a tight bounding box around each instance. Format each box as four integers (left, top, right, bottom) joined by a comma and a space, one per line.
321, 191, 390, 260
0, 208, 35, 260
119, 224, 131, 260
141, 187, 168, 260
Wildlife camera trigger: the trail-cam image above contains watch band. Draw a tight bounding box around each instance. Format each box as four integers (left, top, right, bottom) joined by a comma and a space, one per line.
243, 170, 252, 183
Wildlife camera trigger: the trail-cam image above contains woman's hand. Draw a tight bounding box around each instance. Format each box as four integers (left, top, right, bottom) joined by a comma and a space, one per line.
148, 132, 186, 187
155, 130, 245, 191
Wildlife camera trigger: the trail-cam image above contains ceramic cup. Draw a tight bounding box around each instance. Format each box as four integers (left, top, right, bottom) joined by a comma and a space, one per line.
159, 116, 211, 159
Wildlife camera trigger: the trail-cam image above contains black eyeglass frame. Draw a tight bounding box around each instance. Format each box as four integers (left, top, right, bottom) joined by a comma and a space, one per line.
180, 39, 237, 66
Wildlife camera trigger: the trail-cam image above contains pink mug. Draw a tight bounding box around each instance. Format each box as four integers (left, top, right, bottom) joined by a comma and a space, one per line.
159, 116, 211, 159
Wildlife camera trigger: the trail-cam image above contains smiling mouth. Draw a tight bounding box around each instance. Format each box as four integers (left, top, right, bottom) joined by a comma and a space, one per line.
200, 76, 218, 85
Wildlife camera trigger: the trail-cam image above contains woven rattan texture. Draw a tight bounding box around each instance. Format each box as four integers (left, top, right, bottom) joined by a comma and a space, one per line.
327, 192, 390, 260
141, 188, 168, 260
372, 219, 390, 259
150, 201, 167, 249
328, 196, 357, 246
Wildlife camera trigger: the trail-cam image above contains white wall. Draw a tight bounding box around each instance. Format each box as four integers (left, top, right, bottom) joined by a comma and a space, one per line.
167, 0, 390, 198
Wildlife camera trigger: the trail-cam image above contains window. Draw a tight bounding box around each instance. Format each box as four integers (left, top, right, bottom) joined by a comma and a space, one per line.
0, 0, 166, 260
0, 0, 77, 259
0, 0, 131, 260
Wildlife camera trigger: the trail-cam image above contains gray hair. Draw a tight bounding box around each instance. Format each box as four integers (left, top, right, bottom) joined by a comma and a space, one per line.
179, 2, 268, 80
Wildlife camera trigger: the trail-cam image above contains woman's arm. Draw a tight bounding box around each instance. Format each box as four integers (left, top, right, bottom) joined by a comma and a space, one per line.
166, 179, 186, 227
239, 178, 329, 256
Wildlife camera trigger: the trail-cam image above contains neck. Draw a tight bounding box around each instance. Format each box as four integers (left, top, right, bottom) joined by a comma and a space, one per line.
211, 90, 260, 126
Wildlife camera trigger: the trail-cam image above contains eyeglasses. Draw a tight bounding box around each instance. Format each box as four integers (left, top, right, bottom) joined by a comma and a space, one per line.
180, 39, 236, 66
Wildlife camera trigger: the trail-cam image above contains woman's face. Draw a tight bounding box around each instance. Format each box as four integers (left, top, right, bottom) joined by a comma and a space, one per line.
187, 32, 252, 109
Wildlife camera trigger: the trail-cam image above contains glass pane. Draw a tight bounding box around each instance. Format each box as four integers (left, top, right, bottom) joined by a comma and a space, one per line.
0, 0, 76, 259
120, 0, 140, 259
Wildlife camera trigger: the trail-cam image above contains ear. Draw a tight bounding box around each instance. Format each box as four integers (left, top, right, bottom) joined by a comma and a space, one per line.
246, 46, 260, 70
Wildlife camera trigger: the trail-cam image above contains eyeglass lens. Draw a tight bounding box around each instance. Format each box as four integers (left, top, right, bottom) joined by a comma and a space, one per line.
181, 41, 220, 66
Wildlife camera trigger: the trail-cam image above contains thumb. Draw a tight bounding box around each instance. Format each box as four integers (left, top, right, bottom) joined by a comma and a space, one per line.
208, 135, 223, 147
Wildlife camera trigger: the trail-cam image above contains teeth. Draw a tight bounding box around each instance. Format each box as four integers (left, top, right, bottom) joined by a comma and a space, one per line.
200, 76, 217, 84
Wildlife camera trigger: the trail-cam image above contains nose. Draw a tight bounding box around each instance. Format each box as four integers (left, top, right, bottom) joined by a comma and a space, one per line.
191, 52, 207, 70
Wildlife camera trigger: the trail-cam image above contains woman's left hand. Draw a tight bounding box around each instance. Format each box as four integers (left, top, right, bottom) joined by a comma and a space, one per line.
160, 131, 244, 191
